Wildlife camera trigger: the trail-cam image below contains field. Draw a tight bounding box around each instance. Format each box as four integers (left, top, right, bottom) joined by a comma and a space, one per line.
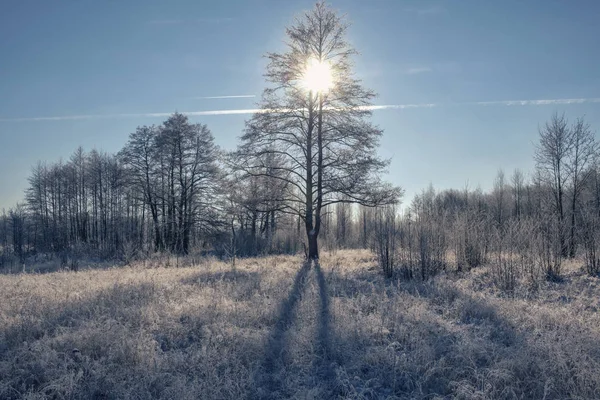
2, 250, 600, 399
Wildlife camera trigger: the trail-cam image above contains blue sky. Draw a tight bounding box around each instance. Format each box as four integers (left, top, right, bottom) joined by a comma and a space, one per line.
1, 0, 600, 210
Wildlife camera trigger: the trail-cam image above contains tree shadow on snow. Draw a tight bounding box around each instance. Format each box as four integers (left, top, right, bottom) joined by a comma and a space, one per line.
253, 260, 311, 399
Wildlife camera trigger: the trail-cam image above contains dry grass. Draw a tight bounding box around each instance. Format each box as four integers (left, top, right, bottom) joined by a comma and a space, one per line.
2, 250, 600, 399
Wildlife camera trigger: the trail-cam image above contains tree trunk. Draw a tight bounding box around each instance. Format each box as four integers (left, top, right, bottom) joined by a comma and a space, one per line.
570, 198, 577, 258
308, 231, 319, 259
251, 210, 257, 255
309, 93, 324, 261
558, 178, 567, 257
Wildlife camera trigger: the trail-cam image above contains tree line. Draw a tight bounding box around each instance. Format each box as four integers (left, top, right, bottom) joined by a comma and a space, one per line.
373, 112, 600, 291
0, 109, 598, 282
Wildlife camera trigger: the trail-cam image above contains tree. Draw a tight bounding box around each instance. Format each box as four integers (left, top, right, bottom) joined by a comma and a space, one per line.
121, 114, 221, 255
566, 117, 598, 257
120, 125, 164, 251
234, 1, 401, 259
535, 113, 572, 257
0, 209, 9, 268
335, 198, 352, 248
493, 169, 507, 228
373, 205, 398, 278
511, 169, 525, 220
358, 204, 375, 249
9, 204, 26, 264
535, 113, 599, 259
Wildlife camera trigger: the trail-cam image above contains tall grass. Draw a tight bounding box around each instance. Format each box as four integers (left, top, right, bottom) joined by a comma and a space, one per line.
1, 250, 600, 398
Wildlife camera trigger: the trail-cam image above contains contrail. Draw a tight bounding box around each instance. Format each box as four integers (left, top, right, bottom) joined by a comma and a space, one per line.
0, 109, 265, 122
471, 98, 600, 106
193, 95, 256, 99
371, 97, 600, 110
1, 97, 599, 122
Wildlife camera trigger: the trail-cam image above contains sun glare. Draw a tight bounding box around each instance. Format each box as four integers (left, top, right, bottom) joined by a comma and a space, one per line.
301, 58, 333, 93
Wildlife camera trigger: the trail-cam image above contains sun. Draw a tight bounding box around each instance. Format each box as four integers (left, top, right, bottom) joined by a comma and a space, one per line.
301, 57, 333, 93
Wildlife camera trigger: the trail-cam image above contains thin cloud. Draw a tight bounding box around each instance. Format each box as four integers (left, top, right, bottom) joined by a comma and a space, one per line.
366, 104, 437, 111
147, 19, 184, 25
473, 98, 600, 106
197, 17, 234, 24
406, 5, 446, 15
184, 109, 263, 116
370, 98, 600, 110
147, 17, 234, 25
0, 109, 264, 122
2, 98, 600, 122
404, 67, 433, 75
193, 95, 256, 99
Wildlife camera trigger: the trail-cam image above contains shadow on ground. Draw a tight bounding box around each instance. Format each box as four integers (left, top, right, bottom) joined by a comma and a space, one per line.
324, 266, 600, 399
254, 261, 311, 398
313, 261, 336, 394
4, 258, 600, 399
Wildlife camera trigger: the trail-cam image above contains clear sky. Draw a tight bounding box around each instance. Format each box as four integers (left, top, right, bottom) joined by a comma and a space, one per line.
1, 0, 600, 210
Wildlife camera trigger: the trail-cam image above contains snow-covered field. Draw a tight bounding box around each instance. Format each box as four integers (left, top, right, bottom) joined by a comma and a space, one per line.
2, 250, 600, 399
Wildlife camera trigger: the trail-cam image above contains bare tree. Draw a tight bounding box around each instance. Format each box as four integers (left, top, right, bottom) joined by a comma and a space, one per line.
358, 204, 375, 249
9, 204, 26, 264
120, 125, 164, 251
373, 205, 397, 278
511, 169, 525, 220
493, 169, 508, 228
566, 117, 598, 257
535, 113, 572, 257
0, 209, 9, 268
234, 2, 401, 259
20, 114, 224, 260
154, 113, 221, 254
335, 199, 352, 248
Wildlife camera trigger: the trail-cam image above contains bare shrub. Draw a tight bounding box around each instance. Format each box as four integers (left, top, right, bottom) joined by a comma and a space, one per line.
372, 206, 397, 278
416, 218, 447, 280
491, 222, 518, 294
517, 219, 544, 288
464, 236, 485, 269
454, 213, 486, 271
581, 210, 600, 276
60, 246, 80, 272
395, 211, 448, 281
536, 215, 563, 280
120, 239, 138, 265
491, 219, 548, 294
